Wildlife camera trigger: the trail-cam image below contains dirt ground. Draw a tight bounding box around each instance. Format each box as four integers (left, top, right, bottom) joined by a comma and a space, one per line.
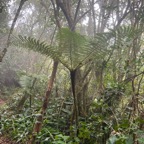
0, 136, 16, 144
0, 99, 5, 105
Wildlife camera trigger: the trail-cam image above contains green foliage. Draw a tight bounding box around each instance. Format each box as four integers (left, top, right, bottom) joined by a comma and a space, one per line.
6, 24, 144, 144
53, 134, 69, 144
0, 108, 34, 143
102, 83, 125, 107
19, 75, 34, 90
56, 28, 91, 69
110, 25, 142, 49
18, 71, 47, 93
78, 122, 91, 143
13, 35, 58, 59
13, 27, 115, 70
107, 134, 127, 144
1, 79, 144, 144
0, 105, 61, 143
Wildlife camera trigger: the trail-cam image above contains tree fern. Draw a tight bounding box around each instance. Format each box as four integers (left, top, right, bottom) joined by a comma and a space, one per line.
13, 28, 109, 70
12, 26, 139, 70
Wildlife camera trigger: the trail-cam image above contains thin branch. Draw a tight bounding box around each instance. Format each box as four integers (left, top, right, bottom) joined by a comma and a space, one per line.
115, 0, 131, 28
74, 0, 81, 22
91, 0, 96, 36
123, 71, 144, 83
7, 0, 28, 46
75, 9, 91, 25
73, 1, 98, 29
137, 74, 144, 94
50, 0, 61, 29
0, 0, 27, 62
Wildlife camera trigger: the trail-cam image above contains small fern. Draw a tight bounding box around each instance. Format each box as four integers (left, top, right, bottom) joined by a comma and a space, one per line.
19, 75, 33, 90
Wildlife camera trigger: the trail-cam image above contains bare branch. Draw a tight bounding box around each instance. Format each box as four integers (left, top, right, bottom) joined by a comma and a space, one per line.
115, 0, 131, 28
74, 0, 98, 28
50, 0, 61, 29
74, 0, 81, 22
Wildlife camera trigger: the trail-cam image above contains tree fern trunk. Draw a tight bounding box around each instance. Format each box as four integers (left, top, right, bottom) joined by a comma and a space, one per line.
70, 69, 79, 135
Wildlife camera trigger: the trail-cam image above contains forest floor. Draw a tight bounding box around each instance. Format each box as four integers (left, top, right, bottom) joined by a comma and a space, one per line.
0, 99, 5, 105
0, 136, 15, 144
0, 100, 15, 144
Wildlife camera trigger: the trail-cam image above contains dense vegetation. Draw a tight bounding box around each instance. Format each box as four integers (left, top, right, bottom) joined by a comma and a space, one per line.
0, 0, 144, 144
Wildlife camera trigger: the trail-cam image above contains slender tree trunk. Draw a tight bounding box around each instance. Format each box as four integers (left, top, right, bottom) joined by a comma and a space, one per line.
29, 61, 58, 144
29, 1, 61, 143
0, 0, 27, 62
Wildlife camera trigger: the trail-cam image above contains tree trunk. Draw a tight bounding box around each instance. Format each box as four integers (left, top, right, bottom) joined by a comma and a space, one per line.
29, 61, 58, 144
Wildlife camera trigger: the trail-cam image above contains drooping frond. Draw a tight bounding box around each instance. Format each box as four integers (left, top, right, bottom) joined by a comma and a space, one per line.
12, 28, 114, 70
12, 35, 59, 60
110, 25, 143, 49
56, 28, 112, 70
12, 26, 138, 71
88, 25, 143, 67
56, 28, 92, 69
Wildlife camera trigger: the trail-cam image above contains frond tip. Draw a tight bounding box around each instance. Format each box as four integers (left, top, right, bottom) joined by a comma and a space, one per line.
12, 35, 58, 59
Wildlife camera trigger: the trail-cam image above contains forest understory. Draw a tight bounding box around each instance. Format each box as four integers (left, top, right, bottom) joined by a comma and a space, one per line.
0, 0, 144, 144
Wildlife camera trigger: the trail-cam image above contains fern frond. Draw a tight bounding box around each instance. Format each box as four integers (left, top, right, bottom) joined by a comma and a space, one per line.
13, 26, 137, 71
12, 35, 59, 60
56, 28, 109, 70
109, 25, 143, 49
